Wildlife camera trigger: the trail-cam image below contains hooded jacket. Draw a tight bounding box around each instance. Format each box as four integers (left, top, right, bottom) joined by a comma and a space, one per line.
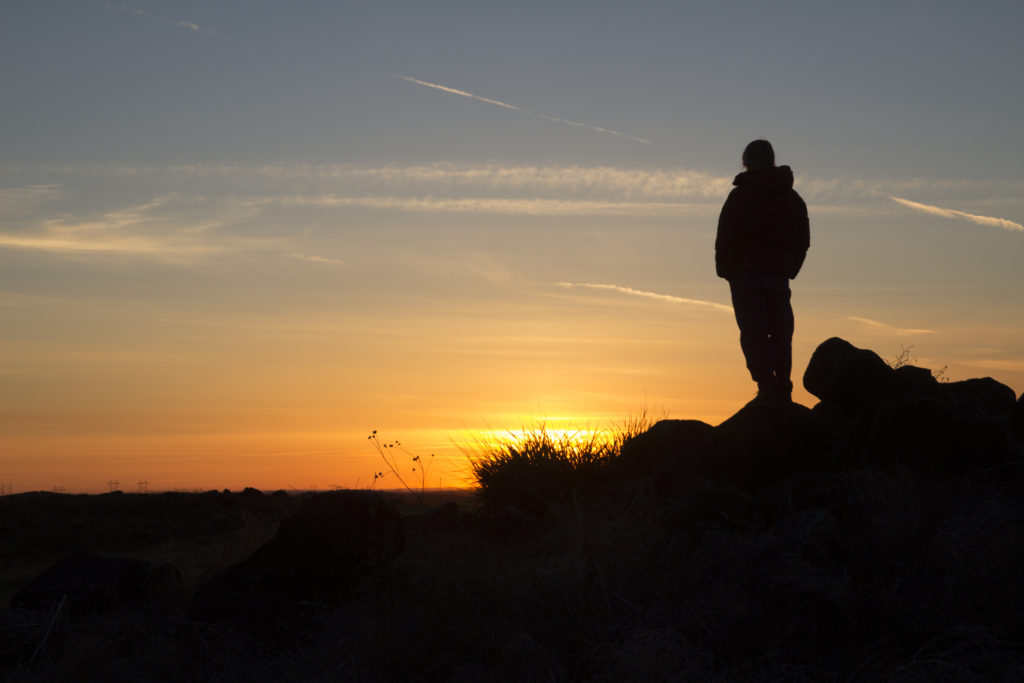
715, 165, 810, 280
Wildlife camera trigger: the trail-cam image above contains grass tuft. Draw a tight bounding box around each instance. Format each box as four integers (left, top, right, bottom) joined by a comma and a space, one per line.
463, 409, 658, 512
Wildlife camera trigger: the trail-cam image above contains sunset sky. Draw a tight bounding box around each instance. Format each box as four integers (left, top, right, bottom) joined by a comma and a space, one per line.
3, 1, 1023, 493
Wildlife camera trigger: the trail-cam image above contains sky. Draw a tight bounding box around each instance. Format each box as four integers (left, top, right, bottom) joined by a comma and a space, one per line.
2, 1, 1023, 493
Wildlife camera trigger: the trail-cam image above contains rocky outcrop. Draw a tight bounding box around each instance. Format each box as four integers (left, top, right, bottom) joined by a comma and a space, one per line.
621, 401, 832, 495
804, 337, 1019, 475
621, 337, 1021, 529
805, 337, 1016, 418
10, 552, 183, 616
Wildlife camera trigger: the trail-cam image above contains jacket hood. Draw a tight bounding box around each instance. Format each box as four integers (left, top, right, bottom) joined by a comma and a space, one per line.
733, 165, 794, 193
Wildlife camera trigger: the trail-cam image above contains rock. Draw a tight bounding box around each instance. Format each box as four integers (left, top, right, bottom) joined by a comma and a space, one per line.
712, 401, 830, 492
621, 404, 831, 494
803, 337, 898, 416
893, 364, 939, 394
189, 490, 403, 634
617, 419, 715, 490
10, 552, 183, 616
943, 377, 1017, 418
1016, 394, 1024, 436
865, 395, 1015, 475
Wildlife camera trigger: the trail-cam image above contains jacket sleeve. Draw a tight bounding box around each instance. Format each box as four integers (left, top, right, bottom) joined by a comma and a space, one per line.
715, 188, 745, 279
788, 195, 810, 279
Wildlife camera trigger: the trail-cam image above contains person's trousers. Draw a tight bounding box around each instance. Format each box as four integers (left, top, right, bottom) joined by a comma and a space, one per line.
728, 273, 794, 393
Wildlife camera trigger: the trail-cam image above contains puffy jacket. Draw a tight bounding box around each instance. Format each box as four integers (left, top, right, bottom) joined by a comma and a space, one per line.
715, 165, 810, 280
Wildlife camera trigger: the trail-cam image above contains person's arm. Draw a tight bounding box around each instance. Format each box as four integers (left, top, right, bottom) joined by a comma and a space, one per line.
715, 188, 745, 279
789, 196, 810, 278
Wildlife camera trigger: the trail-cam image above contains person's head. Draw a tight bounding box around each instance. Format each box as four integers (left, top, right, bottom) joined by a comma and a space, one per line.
742, 139, 775, 171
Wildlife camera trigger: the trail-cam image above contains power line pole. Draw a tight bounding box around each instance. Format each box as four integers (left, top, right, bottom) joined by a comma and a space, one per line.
108, 480, 120, 493
137, 480, 148, 494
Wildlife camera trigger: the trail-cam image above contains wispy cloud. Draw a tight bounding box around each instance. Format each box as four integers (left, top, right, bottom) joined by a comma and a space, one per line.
0, 233, 212, 257
250, 194, 709, 216
889, 196, 1023, 232
556, 282, 732, 312
288, 252, 346, 266
0, 195, 230, 262
847, 316, 936, 337
960, 358, 1024, 373
105, 4, 226, 38
49, 162, 730, 201
399, 75, 650, 144
0, 185, 66, 215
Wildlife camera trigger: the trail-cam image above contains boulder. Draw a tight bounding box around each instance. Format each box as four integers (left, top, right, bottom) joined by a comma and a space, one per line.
712, 401, 830, 492
893, 364, 945, 396
617, 419, 715, 490
10, 552, 183, 616
803, 337, 898, 416
865, 395, 1015, 475
190, 490, 403, 634
942, 377, 1017, 418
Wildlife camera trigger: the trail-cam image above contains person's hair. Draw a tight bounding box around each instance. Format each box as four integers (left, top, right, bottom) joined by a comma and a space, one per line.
742, 139, 775, 170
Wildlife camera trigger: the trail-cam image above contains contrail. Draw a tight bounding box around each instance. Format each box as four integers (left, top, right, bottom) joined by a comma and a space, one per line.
398, 76, 526, 112
556, 282, 732, 312
537, 115, 651, 145
890, 196, 1023, 232
399, 75, 650, 144
104, 4, 226, 38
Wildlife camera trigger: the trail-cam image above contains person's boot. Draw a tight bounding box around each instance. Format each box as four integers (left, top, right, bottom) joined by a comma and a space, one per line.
745, 382, 782, 407
778, 379, 794, 403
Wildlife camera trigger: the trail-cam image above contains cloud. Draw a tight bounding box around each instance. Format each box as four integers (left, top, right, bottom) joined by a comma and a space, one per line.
251, 194, 709, 216
288, 252, 346, 266
399, 75, 650, 144
847, 316, 936, 337
889, 196, 1023, 232
0, 233, 211, 257
960, 358, 1024, 373
556, 282, 732, 312
0, 195, 232, 262
105, 4, 225, 38
18, 161, 736, 201
0, 185, 66, 215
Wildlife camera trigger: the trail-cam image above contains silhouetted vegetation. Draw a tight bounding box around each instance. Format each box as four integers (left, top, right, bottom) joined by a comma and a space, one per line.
464, 412, 655, 513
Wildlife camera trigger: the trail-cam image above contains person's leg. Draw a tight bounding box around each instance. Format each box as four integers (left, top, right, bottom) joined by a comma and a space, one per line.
764, 276, 794, 399
729, 276, 775, 393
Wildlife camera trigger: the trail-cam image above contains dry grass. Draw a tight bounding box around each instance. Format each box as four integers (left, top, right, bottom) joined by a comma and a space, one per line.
464, 410, 658, 512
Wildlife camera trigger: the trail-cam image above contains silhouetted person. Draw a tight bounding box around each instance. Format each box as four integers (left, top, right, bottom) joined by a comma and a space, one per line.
716, 140, 810, 405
